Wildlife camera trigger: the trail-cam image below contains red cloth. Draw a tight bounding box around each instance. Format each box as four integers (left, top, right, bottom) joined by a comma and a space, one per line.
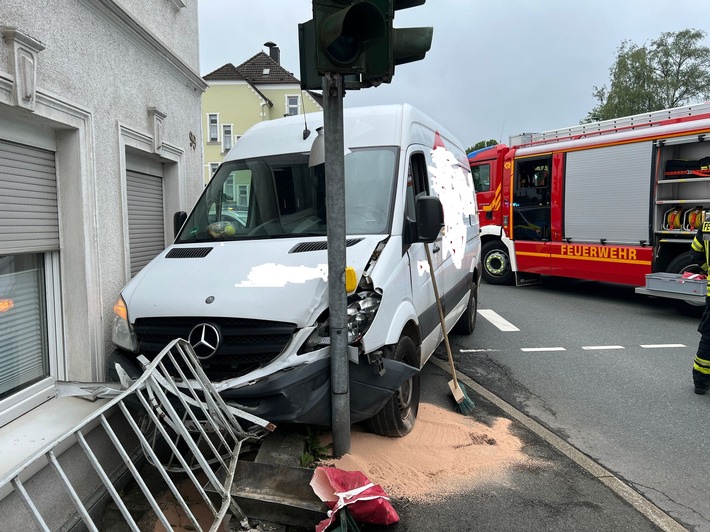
310, 466, 399, 532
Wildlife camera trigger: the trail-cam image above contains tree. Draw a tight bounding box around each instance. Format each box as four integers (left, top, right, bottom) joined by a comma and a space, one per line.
584, 29, 710, 123
466, 139, 498, 155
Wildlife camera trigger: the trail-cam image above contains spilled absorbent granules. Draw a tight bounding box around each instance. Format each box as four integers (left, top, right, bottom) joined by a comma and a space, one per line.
321, 403, 535, 503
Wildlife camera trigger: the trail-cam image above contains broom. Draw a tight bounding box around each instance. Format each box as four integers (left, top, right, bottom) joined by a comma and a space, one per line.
424, 243, 475, 415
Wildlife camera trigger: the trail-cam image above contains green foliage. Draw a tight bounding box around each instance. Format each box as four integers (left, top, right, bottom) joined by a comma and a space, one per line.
299, 426, 333, 468
466, 139, 498, 154
584, 29, 710, 123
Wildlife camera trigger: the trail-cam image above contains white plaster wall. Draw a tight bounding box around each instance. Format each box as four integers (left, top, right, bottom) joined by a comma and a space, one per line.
114, 0, 201, 69
0, 0, 205, 378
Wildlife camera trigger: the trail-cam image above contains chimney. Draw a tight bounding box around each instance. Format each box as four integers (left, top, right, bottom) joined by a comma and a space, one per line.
264, 41, 280, 65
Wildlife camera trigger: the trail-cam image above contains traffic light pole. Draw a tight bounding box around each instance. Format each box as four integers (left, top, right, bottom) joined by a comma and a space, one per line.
323, 72, 350, 457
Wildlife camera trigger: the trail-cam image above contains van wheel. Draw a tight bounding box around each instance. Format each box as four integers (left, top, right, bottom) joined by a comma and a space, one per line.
454, 281, 477, 335
366, 336, 420, 438
482, 241, 514, 285
667, 252, 705, 317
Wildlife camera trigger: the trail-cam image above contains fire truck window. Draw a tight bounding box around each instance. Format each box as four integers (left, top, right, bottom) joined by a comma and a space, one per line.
472, 164, 490, 192
513, 156, 552, 241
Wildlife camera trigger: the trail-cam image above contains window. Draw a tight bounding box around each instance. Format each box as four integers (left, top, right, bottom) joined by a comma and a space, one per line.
209, 163, 219, 176
222, 124, 233, 152
472, 164, 491, 192
236, 184, 249, 207
0, 254, 50, 400
286, 95, 299, 116
208, 114, 218, 142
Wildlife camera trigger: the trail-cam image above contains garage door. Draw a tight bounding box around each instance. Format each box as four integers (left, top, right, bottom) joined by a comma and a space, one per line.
127, 169, 165, 277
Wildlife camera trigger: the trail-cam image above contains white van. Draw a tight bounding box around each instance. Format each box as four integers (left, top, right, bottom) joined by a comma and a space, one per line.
109, 104, 481, 437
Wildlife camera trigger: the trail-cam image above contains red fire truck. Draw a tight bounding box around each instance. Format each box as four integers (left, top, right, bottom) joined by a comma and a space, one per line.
468, 102, 710, 314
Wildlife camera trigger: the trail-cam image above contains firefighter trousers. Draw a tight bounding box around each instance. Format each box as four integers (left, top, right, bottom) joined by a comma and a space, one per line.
694, 297, 710, 391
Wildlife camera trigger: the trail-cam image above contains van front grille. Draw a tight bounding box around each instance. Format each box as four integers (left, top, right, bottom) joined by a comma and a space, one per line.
133, 316, 296, 380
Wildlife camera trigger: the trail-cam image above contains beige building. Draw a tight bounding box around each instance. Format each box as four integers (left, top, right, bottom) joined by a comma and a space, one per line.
201, 43, 323, 185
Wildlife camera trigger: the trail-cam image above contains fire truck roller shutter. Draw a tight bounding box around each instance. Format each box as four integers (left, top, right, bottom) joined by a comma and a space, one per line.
564, 142, 653, 244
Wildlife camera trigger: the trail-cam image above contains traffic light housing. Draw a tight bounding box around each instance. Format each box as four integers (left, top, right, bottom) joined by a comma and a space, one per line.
299, 0, 433, 90
362, 0, 433, 86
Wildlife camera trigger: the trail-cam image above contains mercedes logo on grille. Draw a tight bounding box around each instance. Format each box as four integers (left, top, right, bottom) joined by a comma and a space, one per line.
188, 323, 222, 360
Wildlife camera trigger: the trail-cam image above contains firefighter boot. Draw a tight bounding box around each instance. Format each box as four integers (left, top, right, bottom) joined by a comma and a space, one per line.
693, 354, 710, 394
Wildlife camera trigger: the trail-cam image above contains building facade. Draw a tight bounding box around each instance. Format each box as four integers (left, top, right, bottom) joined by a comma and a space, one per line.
201, 43, 323, 184
0, 0, 205, 526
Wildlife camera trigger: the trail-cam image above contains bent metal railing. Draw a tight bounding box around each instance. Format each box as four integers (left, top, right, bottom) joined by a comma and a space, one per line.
0, 338, 275, 532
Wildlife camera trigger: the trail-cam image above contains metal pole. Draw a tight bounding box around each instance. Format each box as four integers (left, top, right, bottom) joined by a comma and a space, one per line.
323, 72, 350, 456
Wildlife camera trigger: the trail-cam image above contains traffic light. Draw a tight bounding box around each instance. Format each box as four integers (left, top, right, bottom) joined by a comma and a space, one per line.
299, 0, 432, 90
362, 0, 433, 86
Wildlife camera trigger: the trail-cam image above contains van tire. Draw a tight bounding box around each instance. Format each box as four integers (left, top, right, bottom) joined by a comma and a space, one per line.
453, 281, 477, 335
366, 336, 420, 438
666, 251, 705, 317
482, 240, 514, 285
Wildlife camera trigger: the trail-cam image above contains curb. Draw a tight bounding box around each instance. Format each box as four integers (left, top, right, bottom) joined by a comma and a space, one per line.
430, 356, 687, 532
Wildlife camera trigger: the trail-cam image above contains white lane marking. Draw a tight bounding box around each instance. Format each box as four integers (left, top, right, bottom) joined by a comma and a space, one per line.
459, 348, 500, 353
521, 347, 566, 352
640, 344, 687, 349
582, 345, 625, 350
477, 309, 520, 331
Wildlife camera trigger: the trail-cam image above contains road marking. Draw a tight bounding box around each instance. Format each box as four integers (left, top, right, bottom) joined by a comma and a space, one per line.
459, 348, 500, 353
582, 345, 625, 350
640, 344, 687, 349
477, 309, 520, 331
521, 347, 566, 352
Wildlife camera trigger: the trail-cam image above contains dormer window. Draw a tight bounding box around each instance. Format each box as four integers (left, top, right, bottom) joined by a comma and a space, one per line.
263, 68, 270, 75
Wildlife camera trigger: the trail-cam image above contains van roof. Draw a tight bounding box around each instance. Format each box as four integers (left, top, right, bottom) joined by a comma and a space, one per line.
223, 104, 466, 164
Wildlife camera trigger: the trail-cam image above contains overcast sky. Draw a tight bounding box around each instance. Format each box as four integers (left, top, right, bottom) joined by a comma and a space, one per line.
198, 1, 710, 149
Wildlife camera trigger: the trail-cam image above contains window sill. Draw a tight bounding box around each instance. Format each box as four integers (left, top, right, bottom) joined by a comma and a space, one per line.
0, 395, 109, 499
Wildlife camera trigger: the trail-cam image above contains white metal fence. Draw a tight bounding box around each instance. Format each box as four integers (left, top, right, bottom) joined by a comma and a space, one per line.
0, 338, 274, 531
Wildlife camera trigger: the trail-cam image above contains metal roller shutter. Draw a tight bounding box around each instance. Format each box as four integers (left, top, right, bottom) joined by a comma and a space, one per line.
127, 170, 165, 277
0, 139, 58, 254
564, 142, 653, 244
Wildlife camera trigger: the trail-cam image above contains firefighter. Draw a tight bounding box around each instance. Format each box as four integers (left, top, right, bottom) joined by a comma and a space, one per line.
690, 218, 710, 394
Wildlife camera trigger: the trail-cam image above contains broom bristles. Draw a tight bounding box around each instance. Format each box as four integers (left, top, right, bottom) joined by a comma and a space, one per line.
449, 380, 475, 415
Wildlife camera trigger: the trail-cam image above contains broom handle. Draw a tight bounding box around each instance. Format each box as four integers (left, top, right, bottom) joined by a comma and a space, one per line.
424, 243, 459, 388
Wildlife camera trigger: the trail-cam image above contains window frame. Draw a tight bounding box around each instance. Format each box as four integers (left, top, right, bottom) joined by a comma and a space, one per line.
207, 113, 219, 143
285, 95, 300, 116
222, 124, 233, 153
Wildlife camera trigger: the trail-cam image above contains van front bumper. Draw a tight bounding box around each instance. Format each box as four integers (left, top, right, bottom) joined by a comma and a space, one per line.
107, 349, 417, 427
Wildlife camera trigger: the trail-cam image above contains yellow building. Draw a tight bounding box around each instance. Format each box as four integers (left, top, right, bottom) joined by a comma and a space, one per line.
202, 43, 323, 184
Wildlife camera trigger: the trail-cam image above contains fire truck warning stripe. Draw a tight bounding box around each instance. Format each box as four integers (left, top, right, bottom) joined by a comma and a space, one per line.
516, 251, 651, 266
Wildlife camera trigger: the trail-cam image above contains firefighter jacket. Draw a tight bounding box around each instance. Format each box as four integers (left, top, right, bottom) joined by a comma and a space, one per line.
690, 220, 710, 297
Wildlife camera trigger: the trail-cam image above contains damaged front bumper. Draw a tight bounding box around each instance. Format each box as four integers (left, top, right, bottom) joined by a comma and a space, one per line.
108, 349, 418, 427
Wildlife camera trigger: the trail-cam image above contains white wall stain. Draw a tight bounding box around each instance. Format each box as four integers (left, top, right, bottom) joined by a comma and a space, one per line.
235, 263, 328, 287
428, 143, 476, 269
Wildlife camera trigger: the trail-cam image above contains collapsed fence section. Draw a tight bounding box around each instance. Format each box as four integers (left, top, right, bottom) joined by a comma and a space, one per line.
0, 338, 273, 531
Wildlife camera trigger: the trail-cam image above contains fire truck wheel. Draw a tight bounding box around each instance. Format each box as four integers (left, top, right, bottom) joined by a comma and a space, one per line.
454, 281, 477, 335
366, 336, 420, 438
482, 241, 514, 285
667, 251, 705, 317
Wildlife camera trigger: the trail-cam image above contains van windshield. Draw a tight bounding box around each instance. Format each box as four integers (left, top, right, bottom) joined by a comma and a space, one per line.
176, 147, 398, 242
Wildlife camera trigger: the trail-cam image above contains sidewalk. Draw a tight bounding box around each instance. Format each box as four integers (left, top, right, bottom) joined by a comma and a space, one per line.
282, 358, 685, 532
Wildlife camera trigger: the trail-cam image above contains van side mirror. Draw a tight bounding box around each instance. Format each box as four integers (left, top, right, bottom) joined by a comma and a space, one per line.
415, 195, 444, 243
173, 211, 187, 238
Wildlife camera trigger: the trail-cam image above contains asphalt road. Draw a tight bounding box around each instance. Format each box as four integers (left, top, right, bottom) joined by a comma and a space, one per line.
448, 277, 710, 531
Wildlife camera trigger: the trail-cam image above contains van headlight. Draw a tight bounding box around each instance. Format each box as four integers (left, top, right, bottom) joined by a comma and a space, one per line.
304, 291, 382, 350
346, 291, 381, 343
111, 295, 139, 353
